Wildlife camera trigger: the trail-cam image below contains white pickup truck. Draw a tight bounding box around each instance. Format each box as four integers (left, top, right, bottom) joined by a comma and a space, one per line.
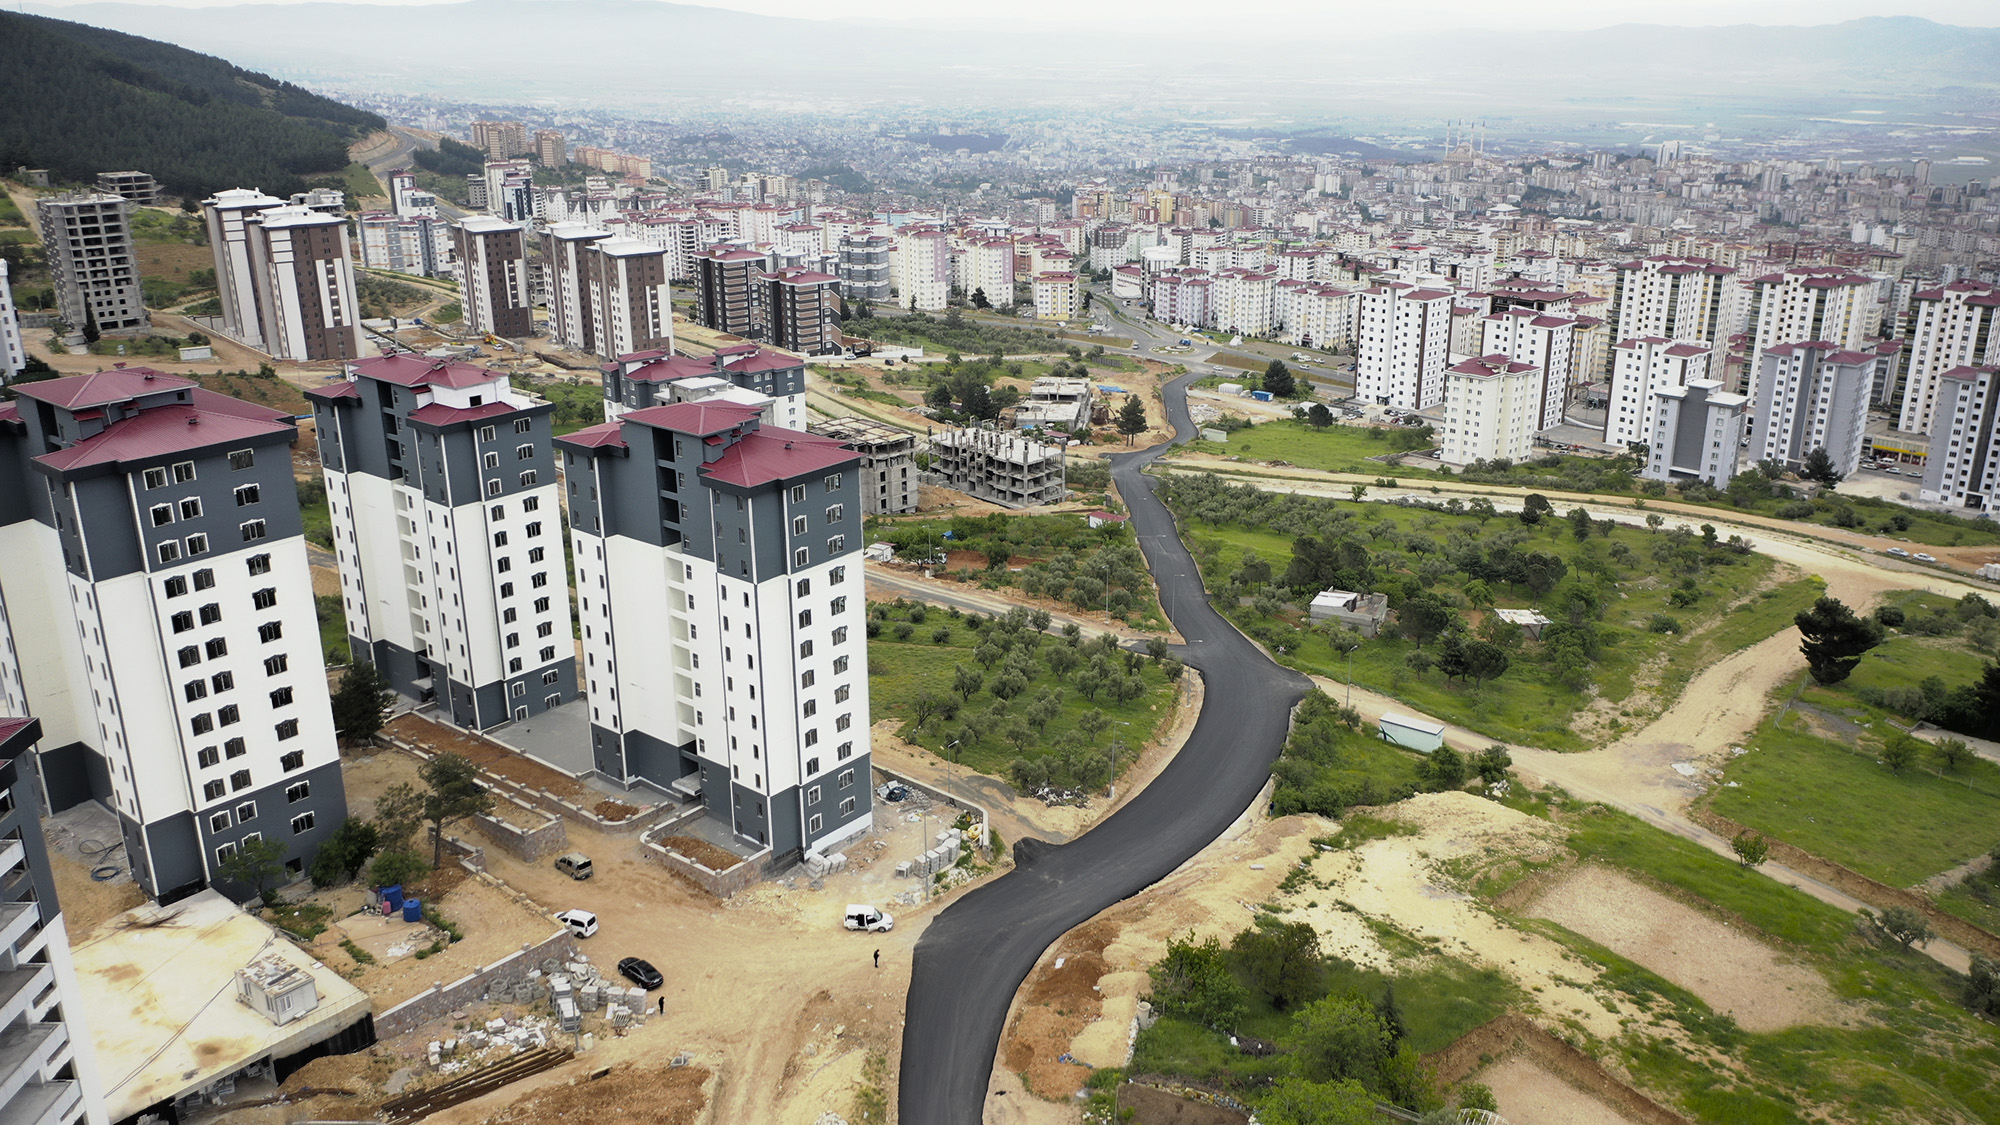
843, 904, 895, 932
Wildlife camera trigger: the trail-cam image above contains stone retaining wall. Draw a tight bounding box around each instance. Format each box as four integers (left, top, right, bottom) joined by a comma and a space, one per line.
639, 813, 771, 899
474, 794, 570, 863
376, 731, 666, 836
374, 927, 579, 1039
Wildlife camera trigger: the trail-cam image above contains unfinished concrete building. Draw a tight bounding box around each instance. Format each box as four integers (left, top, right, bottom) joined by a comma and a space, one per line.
931, 426, 1066, 507
1011, 377, 1094, 432
810, 416, 919, 514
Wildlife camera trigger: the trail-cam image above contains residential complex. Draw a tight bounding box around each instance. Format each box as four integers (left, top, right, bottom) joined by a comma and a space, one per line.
931, 427, 1066, 507
1033, 272, 1080, 321
307, 355, 576, 730
37, 193, 147, 337
1896, 281, 2000, 436
1642, 378, 1748, 488
1917, 364, 2000, 513
1749, 342, 1878, 477
200, 191, 366, 362
601, 345, 809, 431
1440, 354, 1542, 466
201, 188, 287, 351
1355, 283, 1452, 409
0, 369, 346, 903
453, 217, 534, 338
556, 402, 873, 859
1605, 337, 1713, 448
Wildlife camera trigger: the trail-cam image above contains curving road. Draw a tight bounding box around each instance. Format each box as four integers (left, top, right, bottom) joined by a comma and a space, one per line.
898, 372, 1312, 1121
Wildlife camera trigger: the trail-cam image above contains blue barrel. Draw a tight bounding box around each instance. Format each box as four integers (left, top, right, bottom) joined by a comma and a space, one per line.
381, 884, 404, 910
402, 897, 423, 923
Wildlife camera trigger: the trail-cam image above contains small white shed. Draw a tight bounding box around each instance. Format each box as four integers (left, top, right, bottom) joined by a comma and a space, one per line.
1379, 713, 1446, 754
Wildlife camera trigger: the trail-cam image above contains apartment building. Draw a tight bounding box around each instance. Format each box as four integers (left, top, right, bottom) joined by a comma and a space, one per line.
0, 369, 346, 902
542, 223, 611, 354
1917, 364, 2000, 513
1608, 255, 1734, 378
1151, 268, 1213, 328
837, 232, 892, 304
358, 212, 445, 279
1479, 306, 1575, 429
1896, 281, 2000, 437
470, 121, 529, 160
1, 260, 25, 381
200, 189, 286, 350
896, 228, 951, 311
307, 356, 574, 728
1355, 283, 1453, 409
534, 129, 566, 168
1605, 337, 1712, 449
1749, 342, 1878, 478
453, 217, 533, 338
586, 240, 673, 360
932, 427, 1066, 507
1642, 378, 1747, 488
247, 205, 366, 363
967, 238, 1016, 308
0, 716, 107, 1125
603, 345, 808, 431
1212, 268, 1277, 337
1275, 281, 1356, 350
808, 417, 917, 515
692, 246, 763, 338
94, 170, 159, 206
37, 193, 147, 337
1440, 355, 1542, 466
1034, 272, 1080, 322
557, 402, 872, 858
765, 268, 841, 356
1742, 266, 1876, 402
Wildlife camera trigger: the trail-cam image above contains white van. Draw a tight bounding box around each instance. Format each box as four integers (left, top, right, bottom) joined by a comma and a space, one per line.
554, 909, 599, 938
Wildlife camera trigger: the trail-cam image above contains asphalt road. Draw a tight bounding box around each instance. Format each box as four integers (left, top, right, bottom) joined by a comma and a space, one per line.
897, 371, 1312, 1122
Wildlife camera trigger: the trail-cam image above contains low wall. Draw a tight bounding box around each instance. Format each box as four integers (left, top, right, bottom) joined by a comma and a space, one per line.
639, 811, 771, 899
871, 765, 991, 861
374, 927, 579, 1039
1693, 807, 2000, 959
474, 794, 570, 863
376, 729, 666, 836
1424, 1014, 1693, 1125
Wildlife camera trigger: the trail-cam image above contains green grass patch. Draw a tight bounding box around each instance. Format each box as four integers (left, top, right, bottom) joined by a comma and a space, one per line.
317, 595, 351, 666
342, 160, 384, 202
128, 207, 207, 245
854, 309, 1064, 357
1184, 419, 1431, 473
298, 478, 332, 547
512, 376, 602, 436
1711, 693, 2000, 887
0, 194, 24, 225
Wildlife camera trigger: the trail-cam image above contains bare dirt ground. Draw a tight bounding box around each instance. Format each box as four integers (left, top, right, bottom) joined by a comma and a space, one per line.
44, 848, 146, 935
383, 713, 610, 810
310, 875, 563, 1007
1525, 865, 1844, 1033
1476, 1054, 1650, 1125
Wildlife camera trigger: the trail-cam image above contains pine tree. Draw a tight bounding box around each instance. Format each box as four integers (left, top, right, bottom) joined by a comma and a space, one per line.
330, 661, 395, 745
1116, 395, 1147, 443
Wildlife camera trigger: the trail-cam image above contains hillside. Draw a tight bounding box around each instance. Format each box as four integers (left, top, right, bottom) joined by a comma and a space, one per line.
0, 10, 384, 200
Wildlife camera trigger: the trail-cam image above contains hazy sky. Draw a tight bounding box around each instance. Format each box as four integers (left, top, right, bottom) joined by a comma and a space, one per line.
25, 0, 2000, 26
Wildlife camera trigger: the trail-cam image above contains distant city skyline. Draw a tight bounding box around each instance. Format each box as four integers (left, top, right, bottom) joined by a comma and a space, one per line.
25, 0, 2000, 32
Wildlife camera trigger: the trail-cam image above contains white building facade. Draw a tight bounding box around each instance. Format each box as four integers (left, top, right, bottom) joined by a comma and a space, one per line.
1896, 281, 2000, 437
1643, 378, 1747, 488
1605, 336, 1712, 449
1440, 354, 1541, 466
1749, 342, 1878, 478
1917, 364, 2000, 513
1356, 283, 1453, 409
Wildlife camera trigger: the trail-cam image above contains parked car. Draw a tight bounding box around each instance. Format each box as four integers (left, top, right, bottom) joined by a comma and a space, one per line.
554, 852, 593, 880
844, 904, 895, 933
1915, 553, 1937, 563
618, 957, 663, 990
554, 909, 598, 939
1886, 547, 1911, 558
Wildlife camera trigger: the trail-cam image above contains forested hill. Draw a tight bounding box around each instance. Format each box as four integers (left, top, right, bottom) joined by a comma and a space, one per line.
0, 11, 385, 200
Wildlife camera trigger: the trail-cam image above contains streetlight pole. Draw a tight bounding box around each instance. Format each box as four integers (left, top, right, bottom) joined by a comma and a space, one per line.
1346, 646, 1354, 710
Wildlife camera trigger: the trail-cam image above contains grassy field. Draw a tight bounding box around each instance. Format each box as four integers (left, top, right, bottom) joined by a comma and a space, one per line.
1711, 682, 2000, 887
184, 370, 312, 414
866, 601, 1178, 781
1184, 419, 1429, 473
866, 511, 1168, 631
1164, 479, 1790, 750
315, 595, 351, 666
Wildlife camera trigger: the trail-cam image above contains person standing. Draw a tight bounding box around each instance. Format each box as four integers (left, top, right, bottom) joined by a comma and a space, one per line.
873, 949, 881, 968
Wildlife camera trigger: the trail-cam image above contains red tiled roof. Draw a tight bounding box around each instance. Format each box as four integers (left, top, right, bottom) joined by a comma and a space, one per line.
306, 380, 361, 403
1766, 341, 1839, 357
1941, 364, 1998, 382
626, 356, 722, 383
34, 403, 293, 472
555, 422, 628, 452
700, 426, 859, 489
1663, 343, 1710, 358
350, 353, 505, 390
624, 400, 762, 436
617, 349, 672, 363
408, 401, 520, 427
0, 715, 39, 752
0, 403, 19, 425
16, 366, 194, 409
720, 350, 803, 374
188, 387, 290, 424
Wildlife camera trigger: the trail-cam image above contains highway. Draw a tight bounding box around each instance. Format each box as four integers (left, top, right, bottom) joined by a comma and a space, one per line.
897, 370, 1312, 1121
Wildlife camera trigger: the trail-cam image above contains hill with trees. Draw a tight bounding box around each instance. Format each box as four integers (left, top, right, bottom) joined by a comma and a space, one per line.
0, 10, 383, 199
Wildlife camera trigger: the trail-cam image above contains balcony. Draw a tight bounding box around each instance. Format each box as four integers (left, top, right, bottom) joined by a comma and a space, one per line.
0, 837, 22, 879
0, 903, 36, 956
0, 963, 53, 1030
0, 1079, 80, 1125
0, 1021, 67, 1112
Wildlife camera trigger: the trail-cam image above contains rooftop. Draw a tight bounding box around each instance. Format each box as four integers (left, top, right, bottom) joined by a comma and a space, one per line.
34, 396, 294, 473
15, 366, 194, 410
350, 353, 505, 391
701, 426, 858, 489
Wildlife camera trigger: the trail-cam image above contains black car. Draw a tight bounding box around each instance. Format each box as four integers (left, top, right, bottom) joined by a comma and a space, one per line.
617, 956, 663, 990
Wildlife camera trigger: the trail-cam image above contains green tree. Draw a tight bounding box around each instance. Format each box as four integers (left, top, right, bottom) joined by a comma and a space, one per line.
1880, 735, 1919, 774
1398, 593, 1457, 647
1794, 596, 1883, 685
1148, 931, 1248, 1029
1260, 360, 1296, 398
1966, 956, 2000, 1018
416, 752, 492, 867
368, 848, 427, 888
1231, 919, 1322, 1009
1799, 446, 1845, 486
1873, 905, 1933, 948
1568, 506, 1593, 541
952, 664, 983, 700
1306, 402, 1334, 428
1258, 1078, 1378, 1125
1730, 829, 1769, 868
1116, 395, 1148, 443
1464, 640, 1510, 686
219, 835, 288, 902
969, 287, 990, 309
330, 661, 395, 745
1292, 993, 1390, 1085
1935, 738, 1975, 774
310, 817, 381, 886
372, 781, 423, 853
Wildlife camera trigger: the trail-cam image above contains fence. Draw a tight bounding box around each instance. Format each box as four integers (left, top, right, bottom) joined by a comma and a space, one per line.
373, 927, 580, 1039
872, 764, 992, 861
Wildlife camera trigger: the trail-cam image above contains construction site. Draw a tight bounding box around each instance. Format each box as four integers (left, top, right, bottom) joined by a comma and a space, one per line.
808, 415, 920, 514
929, 425, 1069, 508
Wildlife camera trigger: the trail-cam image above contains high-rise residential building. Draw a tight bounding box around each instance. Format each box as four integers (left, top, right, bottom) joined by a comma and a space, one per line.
1742, 266, 1876, 402
94, 170, 159, 206
1895, 281, 2000, 436
1608, 255, 1734, 377
1, 260, 26, 380
307, 356, 576, 729
693, 245, 764, 338
534, 129, 566, 168
1918, 364, 2000, 513
1211, 268, 1277, 337
895, 228, 951, 311
967, 238, 1016, 308
1355, 282, 1453, 409
200, 188, 286, 350
453, 217, 532, 338
357, 212, 444, 278
1749, 342, 1878, 478
543, 223, 611, 354
1605, 337, 1712, 449
1479, 306, 1576, 430
246, 205, 366, 363
1034, 272, 1080, 321
0, 715, 108, 1125
388, 170, 425, 217
484, 162, 535, 223
603, 345, 808, 431
808, 417, 917, 515
837, 232, 892, 305
586, 239, 673, 360
0, 369, 347, 902
470, 120, 529, 160
1642, 378, 1747, 488
764, 268, 841, 356
37, 193, 148, 337
1440, 354, 1542, 466
556, 401, 873, 859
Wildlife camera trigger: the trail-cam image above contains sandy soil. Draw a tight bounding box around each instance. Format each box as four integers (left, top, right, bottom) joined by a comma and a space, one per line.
44, 847, 146, 935
1526, 866, 1843, 1033
1477, 1054, 1649, 1125
313, 876, 566, 1007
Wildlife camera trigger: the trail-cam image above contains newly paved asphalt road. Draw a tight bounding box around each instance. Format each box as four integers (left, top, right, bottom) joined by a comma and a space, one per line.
898, 372, 1312, 1122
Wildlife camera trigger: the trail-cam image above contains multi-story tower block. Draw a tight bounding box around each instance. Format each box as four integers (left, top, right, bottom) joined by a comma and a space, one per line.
37, 193, 148, 336
542, 223, 611, 354
200, 188, 285, 350
0, 369, 346, 902
558, 402, 872, 858
307, 356, 577, 730
1897, 281, 2000, 436
248, 205, 365, 362
1356, 283, 1452, 409
453, 217, 533, 339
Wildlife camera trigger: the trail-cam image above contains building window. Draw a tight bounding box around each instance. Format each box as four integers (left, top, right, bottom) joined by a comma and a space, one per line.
158, 541, 182, 564
280, 749, 304, 771
500, 582, 514, 598
479, 425, 497, 443
217, 704, 240, 727
180, 497, 202, 520
823, 473, 842, 491
487, 479, 503, 497
270, 686, 294, 708
287, 780, 311, 803
200, 603, 222, 625
830, 565, 846, 585
528, 547, 545, 563
795, 548, 809, 567
173, 461, 196, 483
806, 785, 822, 806
291, 812, 316, 835
229, 769, 252, 791
213, 671, 235, 693
197, 745, 219, 767
208, 810, 230, 831
797, 609, 812, 628
189, 712, 214, 736
808, 813, 823, 833
824, 504, 844, 523
229, 448, 256, 470
838, 768, 855, 789
258, 622, 283, 643
516, 418, 532, 435
203, 779, 227, 801
264, 654, 288, 676
534, 596, 551, 613
186, 533, 210, 557
506, 632, 520, 649
834, 684, 850, 703
523, 496, 539, 512
144, 467, 169, 489
799, 639, 813, 658
494, 530, 509, 547
520, 470, 538, 486
833, 655, 849, 674
532, 571, 549, 588
215, 841, 236, 863
178, 645, 201, 668
831, 596, 847, 615
827, 535, 846, 554
804, 699, 818, 718
836, 712, 851, 731
793, 515, 808, 536
172, 610, 195, 634
839, 797, 854, 816
503, 607, 518, 624
252, 587, 277, 610
509, 657, 523, 673
526, 521, 543, 538
831, 626, 848, 645
800, 669, 816, 689
516, 444, 534, 461
837, 740, 854, 760
184, 681, 208, 703
247, 554, 271, 576
237, 802, 257, 823
791, 485, 806, 502
164, 575, 189, 598
540, 645, 556, 662
225, 737, 246, 758
276, 719, 300, 741
497, 557, 512, 573
151, 503, 174, 527
484, 451, 501, 468
542, 668, 560, 685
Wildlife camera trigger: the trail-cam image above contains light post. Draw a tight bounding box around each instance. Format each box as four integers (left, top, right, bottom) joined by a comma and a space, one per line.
944, 737, 962, 808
